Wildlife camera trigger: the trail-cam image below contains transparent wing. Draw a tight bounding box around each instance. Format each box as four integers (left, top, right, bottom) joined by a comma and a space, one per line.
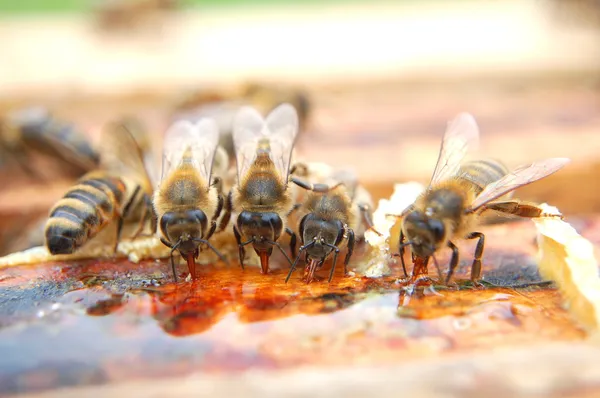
429, 112, 480, 187
232, 103, 298, 184
469, 158, 571, 212
98, 120, 152, 191
161, 119, 219, 182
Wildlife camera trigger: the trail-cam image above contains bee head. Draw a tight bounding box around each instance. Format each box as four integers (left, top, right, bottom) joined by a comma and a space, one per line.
236, 210, 283, 252
402, 210, 446, 258
160, 209, 208, 254
299, 214, 344, 262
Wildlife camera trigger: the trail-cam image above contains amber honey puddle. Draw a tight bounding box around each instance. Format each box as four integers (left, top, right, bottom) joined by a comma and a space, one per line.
0, 258, 586, 395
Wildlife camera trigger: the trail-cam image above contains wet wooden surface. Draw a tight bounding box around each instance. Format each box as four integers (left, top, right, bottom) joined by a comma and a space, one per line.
1, 216, 599, 396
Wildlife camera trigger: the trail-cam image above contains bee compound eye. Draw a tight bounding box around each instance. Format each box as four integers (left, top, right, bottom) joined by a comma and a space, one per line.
428, 219, 445, 242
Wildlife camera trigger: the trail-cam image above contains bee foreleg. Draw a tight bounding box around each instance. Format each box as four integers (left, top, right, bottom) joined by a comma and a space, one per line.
445, 241, 460, 285
285, 227, 297, 258
285, 241, 315, 283
328, 246, 341, 283
290, 177, 343, 193
217, 191, 233, 233
160, 237, 180, 282
343, 229, 355, 277
466, 232, 485, 286
233, 225, 245, 269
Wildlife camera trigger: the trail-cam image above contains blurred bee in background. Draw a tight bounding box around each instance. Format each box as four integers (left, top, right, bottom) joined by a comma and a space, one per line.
93, 0, 180, 32
171, 82, 311, 160
394, 113, 570, 286
0, 107, 99, 181
153, 119, 228, 282
285, 168, 376, 284
44, 120, 155, 255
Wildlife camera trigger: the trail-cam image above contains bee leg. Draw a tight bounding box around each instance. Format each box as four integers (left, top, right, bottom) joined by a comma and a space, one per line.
395, 229, 409, 278
483, 201, 562, 219
233, 225, 245, 269
160, 237, 179, 282
343, 228, 356, 277
290, 177, 344, 193
328, 248, 340, 283
115, 185, 142, 253
205, 220, 217, 242
285, 227, 297, 258
466, 232, 485, 287
285, 250, 302, 283
218, 191, 233, 233
131, 194, 151, 238
213, 192, 224, 222
445, 241, 460, 285
114, 217, 124, 255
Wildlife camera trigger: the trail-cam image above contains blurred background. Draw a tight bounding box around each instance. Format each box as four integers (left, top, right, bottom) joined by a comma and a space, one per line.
0, 0, 599, 255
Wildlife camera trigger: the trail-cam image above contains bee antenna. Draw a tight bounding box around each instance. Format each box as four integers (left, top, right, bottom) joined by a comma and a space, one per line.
286, 241, 316, 283
192, 238, 229, 266
265, 239, 294, 267
398, 241, 414, 249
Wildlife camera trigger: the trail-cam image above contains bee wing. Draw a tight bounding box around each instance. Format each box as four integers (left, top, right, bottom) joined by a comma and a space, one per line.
429, 112, 480, 187
232, 103, 298, 184
98, 121, 153, 191
161, 119, 219, 182
469, 158, 571, 212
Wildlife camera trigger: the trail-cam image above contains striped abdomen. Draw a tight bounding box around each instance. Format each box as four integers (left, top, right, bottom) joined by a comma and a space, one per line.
45, 175, 126, 254
457, 159, 509, 195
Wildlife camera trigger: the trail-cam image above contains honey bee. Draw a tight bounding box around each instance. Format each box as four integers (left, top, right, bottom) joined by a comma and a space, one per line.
0, 107, 99, 180
285, 169, 376, 284
396, 113, 570, 285
227, 103, 324, 275
153, 119, 228, 282
44, 120, 154, 255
